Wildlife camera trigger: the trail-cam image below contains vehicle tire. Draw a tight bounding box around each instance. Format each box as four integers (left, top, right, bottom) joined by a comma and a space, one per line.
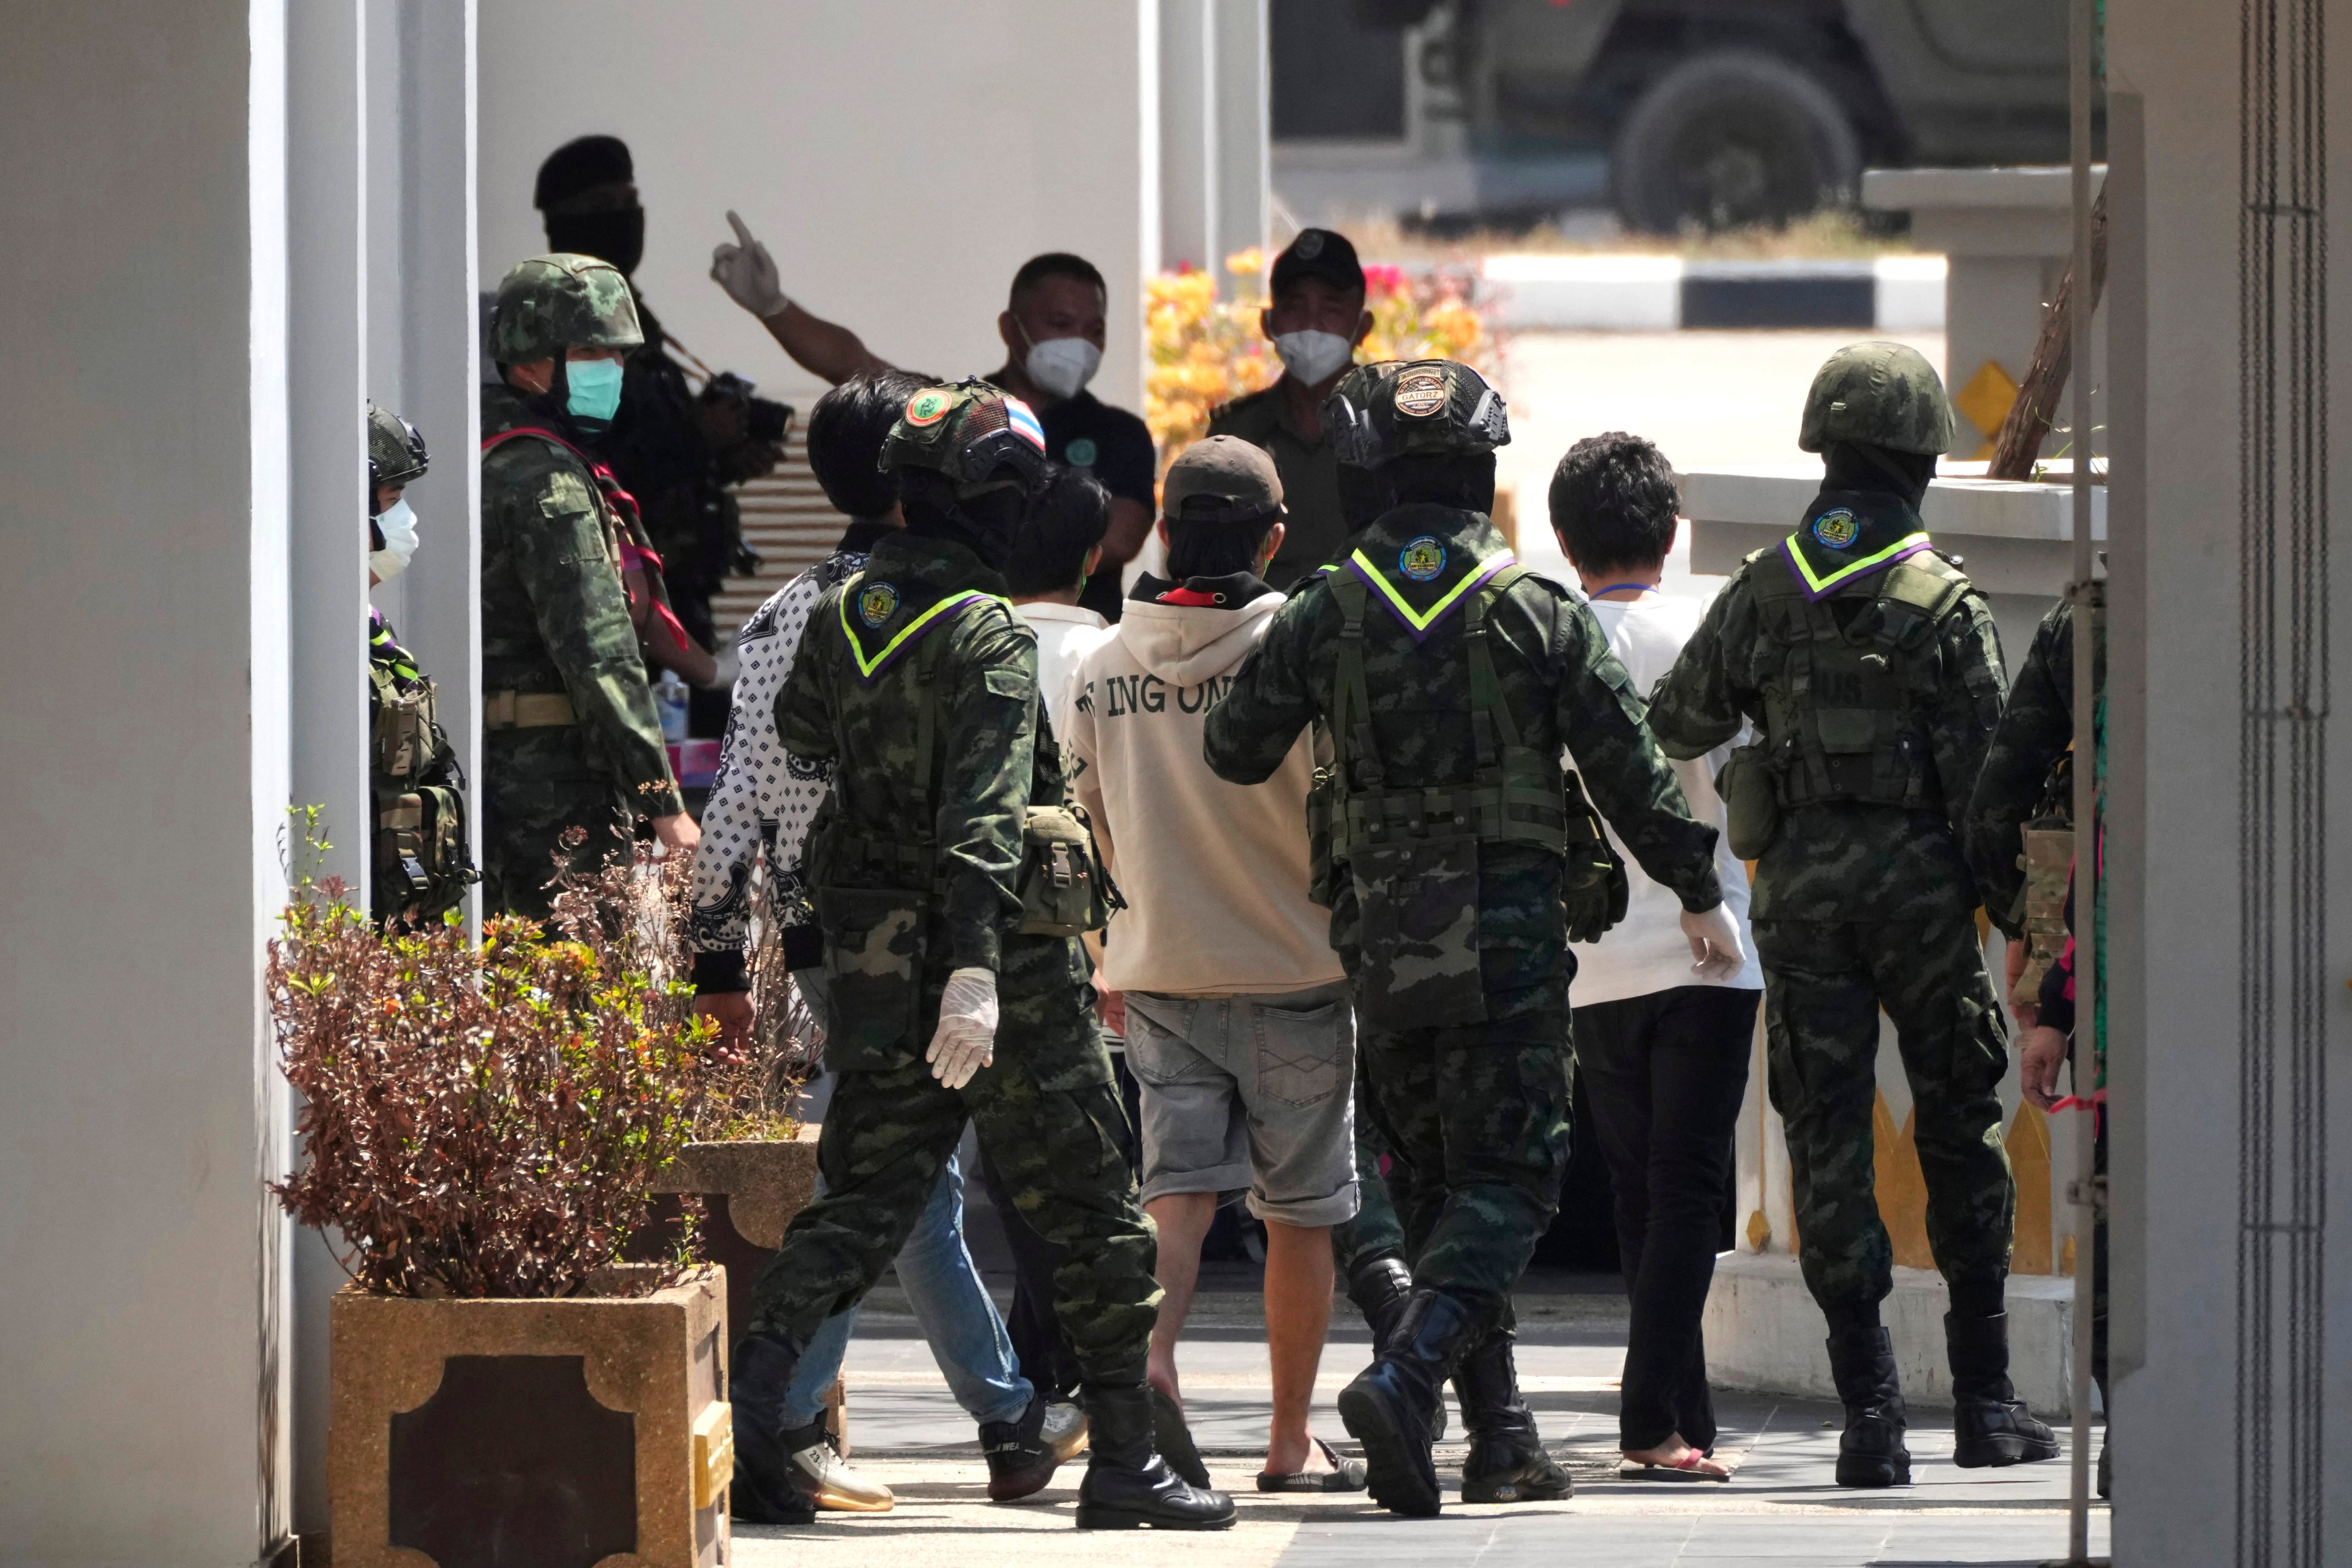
1609, 52, 1864, 234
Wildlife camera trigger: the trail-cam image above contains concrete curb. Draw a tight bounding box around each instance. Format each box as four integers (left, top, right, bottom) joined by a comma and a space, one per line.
1478, 253, 1947, 332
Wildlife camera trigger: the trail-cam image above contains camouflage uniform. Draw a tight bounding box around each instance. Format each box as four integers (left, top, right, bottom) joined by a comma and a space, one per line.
477, 256, 680, 918
1207, 385, 1347, 591
1648, 340, 2053, 1486
1963, 592, 2100, 936
1208, 501, 1720, 1299
747, 534, 1156, 1374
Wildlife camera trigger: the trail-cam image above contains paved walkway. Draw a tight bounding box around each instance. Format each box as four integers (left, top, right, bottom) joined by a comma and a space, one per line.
732, 1300, 2108, 1568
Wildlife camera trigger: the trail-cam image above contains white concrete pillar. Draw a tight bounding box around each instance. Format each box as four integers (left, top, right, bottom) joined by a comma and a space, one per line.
0, 1, 295, 1558
1160, 0, 1215, 273
1212, 0, 1270, 288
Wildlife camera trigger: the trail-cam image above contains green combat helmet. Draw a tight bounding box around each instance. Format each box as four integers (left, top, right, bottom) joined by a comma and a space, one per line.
366, 402, 428, 492
878, 378, 1052, 498
1798, 341, 1956, 455
486, 252, 643, 365
1321, 358, 1511, 469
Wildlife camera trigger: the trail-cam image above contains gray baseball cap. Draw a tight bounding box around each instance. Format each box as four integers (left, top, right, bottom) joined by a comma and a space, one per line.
1162, 434, 1287, 524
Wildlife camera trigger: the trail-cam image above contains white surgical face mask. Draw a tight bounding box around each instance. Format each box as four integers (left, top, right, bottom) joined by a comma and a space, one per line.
370, 497, 419, 584
1022, 331, 1102, 400
1274, 329, 1355, 387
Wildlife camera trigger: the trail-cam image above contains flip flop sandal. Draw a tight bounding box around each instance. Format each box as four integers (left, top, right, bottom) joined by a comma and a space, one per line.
1619, 1450, 1731, 1483
1257, 1437, 1370, 1493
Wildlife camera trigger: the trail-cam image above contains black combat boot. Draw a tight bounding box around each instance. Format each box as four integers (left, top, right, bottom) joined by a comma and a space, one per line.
1338, 1286, 1496, 1517
1073, 1382, 1237, 1530
1453, 1328, 1573, 1504
731, 1331, 820, 1525
980, 1392, 1067, 1502
1346, 1251, 1446, 1440
1825, 1324, 1912, 1488
1946, 1312, 2061, 1468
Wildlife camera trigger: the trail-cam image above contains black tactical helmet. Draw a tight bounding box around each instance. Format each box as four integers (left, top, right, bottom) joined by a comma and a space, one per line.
366, 403, 428, 497
1321, 358, 1511, 469
1799, 341, 1956, 456
878, 379, 1052, 499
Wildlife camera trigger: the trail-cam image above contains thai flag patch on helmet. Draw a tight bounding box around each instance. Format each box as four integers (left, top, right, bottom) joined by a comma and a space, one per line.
1004, 396, 1047, 453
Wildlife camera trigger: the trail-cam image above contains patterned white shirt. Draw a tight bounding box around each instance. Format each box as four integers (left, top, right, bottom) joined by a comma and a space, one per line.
686, 534, 876, 974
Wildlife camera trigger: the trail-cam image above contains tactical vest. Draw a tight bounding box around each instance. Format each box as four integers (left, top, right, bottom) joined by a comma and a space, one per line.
1312, 557, 1625, 1031
1748, 545, 1972, 814
368, 658, 476, 925
804, 576, 1112, 1062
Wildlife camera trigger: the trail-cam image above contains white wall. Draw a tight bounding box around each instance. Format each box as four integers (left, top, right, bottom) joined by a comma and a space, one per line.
0, 1, 293, 1560
478, 0, 1161, 416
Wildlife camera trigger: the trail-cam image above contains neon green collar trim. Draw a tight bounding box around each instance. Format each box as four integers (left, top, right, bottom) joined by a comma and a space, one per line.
1782, 530, 1932, 600
838, 574, 1003, 682
1346, 546, 1517, 638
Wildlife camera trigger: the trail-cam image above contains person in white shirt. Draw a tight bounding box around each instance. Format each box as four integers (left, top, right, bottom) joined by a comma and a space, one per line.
1066, 437, 1366, 1494
1552, 432, 1763, 1482
1006, 466, 1117, 754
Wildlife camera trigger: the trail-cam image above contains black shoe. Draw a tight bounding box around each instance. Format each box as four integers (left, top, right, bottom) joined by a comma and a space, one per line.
1946, 1312, 2061, 1468
1073, 1383, 1235, 1530
1149, 1385, 1213, 1488
1825, 1324, 1911, 1489
982, 1393, 1069, 1502
730, 1331, 818, 1525
1347, 1252, 1447, 1442
1453, 1328, 1573, 1504
1338, 1286, 1496, 1518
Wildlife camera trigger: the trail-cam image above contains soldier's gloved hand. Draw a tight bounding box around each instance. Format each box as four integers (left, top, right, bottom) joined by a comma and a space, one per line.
710, 210, 791, 319
926, 967, 999, 1090
1679, 903, 1746, 982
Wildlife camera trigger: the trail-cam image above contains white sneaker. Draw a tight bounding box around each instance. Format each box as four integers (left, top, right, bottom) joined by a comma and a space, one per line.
790, 1432, 895, 1512
1041, 1400, 1090, 1462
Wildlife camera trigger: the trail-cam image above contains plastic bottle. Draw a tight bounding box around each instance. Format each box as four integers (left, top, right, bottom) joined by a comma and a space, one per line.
654, 669, 689, 744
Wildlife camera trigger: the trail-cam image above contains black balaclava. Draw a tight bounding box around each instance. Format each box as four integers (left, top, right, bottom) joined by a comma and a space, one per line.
1824, 441, 1936, 507
535, 135, 646, 277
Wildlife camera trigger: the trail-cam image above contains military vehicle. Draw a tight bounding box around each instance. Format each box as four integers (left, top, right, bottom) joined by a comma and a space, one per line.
1352, 0, 2073, 232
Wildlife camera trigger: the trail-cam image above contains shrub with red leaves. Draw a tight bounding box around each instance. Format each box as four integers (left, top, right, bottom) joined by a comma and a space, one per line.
269, 835, 717, 1299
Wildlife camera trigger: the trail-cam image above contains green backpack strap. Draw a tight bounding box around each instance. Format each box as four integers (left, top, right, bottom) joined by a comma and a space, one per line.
1876, 554, 1969, 649
1463, 563, 1533, 764
1328, 573, 1385, 790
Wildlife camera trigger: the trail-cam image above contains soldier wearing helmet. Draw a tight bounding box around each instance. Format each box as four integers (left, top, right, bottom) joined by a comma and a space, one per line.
729, 380, 1234, 1534
476, 253, 697, 918
1206, 361, 1735, 1517
364, 404, 474, 926
1649, 341, 2056, 1489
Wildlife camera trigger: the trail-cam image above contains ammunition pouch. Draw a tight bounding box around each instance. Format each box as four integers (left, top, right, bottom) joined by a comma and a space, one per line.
368, 670, 474, 922
1015, 804, 1112, 937
2014, 817, 2076, 1009
1561, 770, 1629, 944
1717, 742, 1782, 860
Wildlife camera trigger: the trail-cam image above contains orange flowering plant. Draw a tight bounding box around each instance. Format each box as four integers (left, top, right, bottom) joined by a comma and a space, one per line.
1145, 248, 1501, 466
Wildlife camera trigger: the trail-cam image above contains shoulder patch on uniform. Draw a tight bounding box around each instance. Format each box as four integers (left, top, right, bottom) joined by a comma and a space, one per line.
983, 666, 1032, 700
539, 470, 594, 516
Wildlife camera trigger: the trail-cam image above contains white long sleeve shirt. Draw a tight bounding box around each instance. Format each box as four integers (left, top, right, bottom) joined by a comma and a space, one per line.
685, 529, 880, 981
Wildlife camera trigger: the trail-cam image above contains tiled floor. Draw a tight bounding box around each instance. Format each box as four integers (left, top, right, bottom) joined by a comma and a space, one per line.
731, 1308, 2108, 1567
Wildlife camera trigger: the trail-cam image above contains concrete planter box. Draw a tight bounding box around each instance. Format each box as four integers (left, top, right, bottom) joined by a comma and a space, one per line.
328, 1268, 732, 1568
637, 1128, 849, 1447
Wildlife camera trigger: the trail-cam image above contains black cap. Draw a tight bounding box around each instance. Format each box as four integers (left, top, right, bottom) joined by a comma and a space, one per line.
1270, 228, 1365, 299
535, 135, 634, 211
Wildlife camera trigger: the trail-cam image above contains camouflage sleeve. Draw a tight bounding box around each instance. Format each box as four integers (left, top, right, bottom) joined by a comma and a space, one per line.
1550, 594, 1725, 912
935, 610, 1039, 973
509, 465, 683, 817
1924, 590, 2025, 924
1203, 590, 1324, 785
1646, 573, 1756, 762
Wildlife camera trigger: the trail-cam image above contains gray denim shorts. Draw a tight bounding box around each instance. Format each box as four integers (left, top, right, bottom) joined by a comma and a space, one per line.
1122, 980, 1360, 1228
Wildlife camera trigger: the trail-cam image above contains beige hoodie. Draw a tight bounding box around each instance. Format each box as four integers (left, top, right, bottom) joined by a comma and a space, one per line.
1067, 588, 1344, 997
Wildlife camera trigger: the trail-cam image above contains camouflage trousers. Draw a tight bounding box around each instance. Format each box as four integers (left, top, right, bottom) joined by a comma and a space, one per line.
1331, 1100, 1407, 1275
480, 728, 633, 919
1350, 975, 1573, 1307
748, 933, 1160, 1387
1754, 905, 2013, 1314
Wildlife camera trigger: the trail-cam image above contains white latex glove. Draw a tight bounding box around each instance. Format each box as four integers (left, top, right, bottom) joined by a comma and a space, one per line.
710, 210, 791, 318
926, 967, 999, 1090
1679, 903, 1747, 982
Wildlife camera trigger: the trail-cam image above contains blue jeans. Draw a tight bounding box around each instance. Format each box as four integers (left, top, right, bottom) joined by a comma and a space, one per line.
782, 1148, 1033, 1428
